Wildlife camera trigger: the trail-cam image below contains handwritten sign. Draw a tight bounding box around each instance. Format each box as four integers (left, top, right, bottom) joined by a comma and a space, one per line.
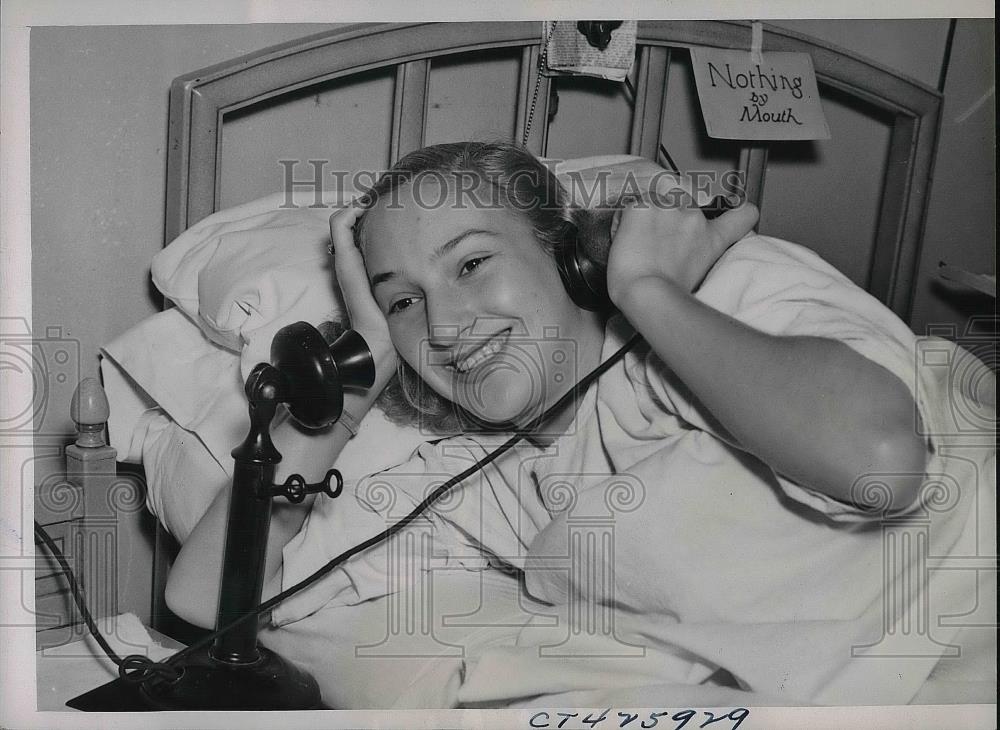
689, 47, 830, 141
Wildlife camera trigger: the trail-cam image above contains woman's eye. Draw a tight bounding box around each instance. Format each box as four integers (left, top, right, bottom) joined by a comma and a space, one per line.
460, 256, 490, 276
388, 296, 417, 315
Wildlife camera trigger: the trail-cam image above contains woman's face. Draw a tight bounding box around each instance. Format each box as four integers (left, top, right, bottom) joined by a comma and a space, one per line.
361, 174, 603, 427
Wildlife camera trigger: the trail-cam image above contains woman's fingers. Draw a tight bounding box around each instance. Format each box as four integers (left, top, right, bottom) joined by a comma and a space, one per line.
328, 202, 399, 378
608, 185, 759, 297
328, 202, 389, 333
328, 201, 368, 298
709, 201, 759, 248
330, 203, 374, 302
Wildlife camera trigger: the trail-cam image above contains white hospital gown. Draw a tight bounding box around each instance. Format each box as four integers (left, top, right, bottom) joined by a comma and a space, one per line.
270, 235, 995, 707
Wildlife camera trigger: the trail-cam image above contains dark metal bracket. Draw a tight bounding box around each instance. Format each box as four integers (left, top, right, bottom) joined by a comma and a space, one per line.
271, 469, 344, 504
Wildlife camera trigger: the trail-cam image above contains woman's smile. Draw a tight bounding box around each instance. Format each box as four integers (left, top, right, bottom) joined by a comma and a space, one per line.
451, 328, 511, 373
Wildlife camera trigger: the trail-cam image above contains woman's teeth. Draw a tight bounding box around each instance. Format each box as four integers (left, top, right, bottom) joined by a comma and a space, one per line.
454, 331, 508, 373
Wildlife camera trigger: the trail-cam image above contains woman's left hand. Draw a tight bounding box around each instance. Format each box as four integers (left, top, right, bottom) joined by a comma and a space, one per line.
329, 202, 398, 387
604, 189, 759, 305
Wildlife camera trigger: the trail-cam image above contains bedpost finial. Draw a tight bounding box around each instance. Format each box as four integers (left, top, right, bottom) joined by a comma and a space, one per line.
71, 377, 110, 447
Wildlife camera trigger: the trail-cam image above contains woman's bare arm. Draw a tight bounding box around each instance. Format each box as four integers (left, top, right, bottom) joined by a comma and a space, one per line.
605, 195, 928, 508
163, 379, 392, 629
613, 276, 928, 507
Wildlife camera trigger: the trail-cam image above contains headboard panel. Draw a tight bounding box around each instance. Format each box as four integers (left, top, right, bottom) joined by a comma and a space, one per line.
165, 20, 941, 320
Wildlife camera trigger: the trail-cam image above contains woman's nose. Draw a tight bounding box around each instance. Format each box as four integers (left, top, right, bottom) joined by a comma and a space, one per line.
425, 291, 472, 348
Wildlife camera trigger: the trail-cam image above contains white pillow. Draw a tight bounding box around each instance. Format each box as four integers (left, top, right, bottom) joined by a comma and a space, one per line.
151, 190, 356, 375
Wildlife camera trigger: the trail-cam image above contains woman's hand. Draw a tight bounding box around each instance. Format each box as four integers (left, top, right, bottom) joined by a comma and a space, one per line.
329, 203, 398, 385
604, 188, 759, 305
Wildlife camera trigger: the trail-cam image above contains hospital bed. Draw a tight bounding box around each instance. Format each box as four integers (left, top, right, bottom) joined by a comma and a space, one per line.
39, 20, 996, 709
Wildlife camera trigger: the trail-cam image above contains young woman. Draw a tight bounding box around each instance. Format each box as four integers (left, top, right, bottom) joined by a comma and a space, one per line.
167, 141, 985, 708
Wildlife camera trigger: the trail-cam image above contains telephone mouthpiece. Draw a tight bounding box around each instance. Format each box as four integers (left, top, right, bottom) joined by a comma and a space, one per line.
270, 321, 375, 429
328, 329, 376, 389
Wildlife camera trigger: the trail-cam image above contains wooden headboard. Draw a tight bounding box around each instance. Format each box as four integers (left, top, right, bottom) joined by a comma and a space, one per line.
164, 20, 941, 320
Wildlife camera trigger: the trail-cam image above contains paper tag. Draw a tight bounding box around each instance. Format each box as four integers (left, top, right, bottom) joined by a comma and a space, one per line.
689, 47, 830, 141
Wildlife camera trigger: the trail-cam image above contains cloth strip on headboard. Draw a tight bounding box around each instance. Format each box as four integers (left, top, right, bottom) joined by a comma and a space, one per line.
750, 20, 764, 64
544, 20, 637, 82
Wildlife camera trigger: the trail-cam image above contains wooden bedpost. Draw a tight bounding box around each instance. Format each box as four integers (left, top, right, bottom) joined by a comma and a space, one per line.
64, 378, 120, 625
65, 378, 117, 481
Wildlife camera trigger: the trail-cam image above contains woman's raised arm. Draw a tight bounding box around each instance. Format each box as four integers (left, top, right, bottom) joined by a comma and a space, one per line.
606, 197, 928, 509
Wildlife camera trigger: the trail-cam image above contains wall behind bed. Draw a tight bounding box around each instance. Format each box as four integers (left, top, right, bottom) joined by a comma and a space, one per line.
30, 24, 331, 440
30, 20, 995, 442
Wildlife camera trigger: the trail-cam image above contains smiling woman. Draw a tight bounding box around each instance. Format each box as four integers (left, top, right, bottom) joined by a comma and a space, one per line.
163, 139, 992, 710
23, 16, 994, 714
352, 144, 607, 432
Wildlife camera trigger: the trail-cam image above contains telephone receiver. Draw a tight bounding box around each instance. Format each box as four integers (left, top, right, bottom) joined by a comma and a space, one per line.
557, 193, 740, 311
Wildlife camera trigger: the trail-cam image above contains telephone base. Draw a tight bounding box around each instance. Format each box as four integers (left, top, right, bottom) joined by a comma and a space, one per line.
67, 645, 324, 711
